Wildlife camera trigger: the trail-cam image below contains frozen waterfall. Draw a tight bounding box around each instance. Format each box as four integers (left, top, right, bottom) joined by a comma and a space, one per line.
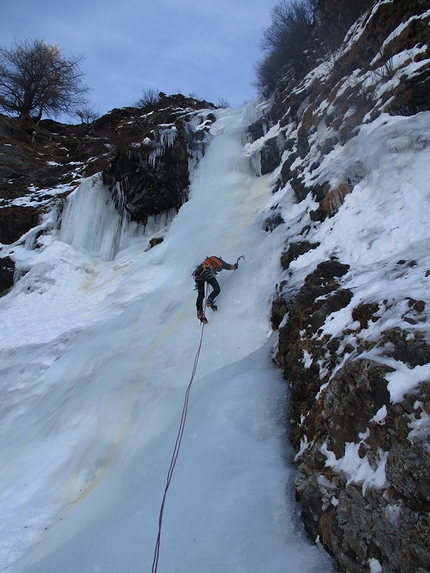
59, 177, 174, 261
0, 104, 335, 573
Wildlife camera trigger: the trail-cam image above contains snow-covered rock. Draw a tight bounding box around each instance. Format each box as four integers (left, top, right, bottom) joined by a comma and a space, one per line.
251, 1, 430, 570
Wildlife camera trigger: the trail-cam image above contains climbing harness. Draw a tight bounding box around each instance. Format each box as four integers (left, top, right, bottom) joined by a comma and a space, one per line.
151, 284, 208, 573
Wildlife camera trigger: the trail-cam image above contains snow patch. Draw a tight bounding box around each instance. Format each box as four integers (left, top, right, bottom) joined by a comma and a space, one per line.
321, 441, 388, 494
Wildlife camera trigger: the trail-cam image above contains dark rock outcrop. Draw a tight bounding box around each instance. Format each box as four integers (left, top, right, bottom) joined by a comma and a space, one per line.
273, 250, 430, 571
295, 365, 430, 573
0, 206, 41, 244
0, 256, 15, 294
247, 118, 269, 142
275, 259, 352, 447
102, 94, 216, 224
102, 134, 190, 222
263, 212, 285, 233
0, 93, 217, 244
260, 136, 283, 175
280, 241, 320, 271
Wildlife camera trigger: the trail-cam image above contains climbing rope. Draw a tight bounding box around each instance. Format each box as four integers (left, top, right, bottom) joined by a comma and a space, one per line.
151, 287, 208, 573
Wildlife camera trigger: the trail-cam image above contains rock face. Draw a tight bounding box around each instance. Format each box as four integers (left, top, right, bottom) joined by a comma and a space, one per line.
271, 256, 430, 572
0, 256, 15, 294
0, 93, 216, 293
0, 206, 41, 244
0, 93, 215, 234
102, 93, 216, 223
102, 131, 190, 222
0, 112, 118, 248
274, 260, 353, 446
256, 0, 430, 571
256, 0, 430, 215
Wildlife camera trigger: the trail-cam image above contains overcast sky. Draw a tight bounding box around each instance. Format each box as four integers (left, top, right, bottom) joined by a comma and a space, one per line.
0, 0, 276, 119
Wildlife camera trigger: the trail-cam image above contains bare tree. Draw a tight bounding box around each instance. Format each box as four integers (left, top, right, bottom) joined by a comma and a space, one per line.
254, 0, 376, 92
0, 39, 89, 122
255, 0, 316, 90
136, 88, 160, 108
263, 0, 314, 54
217, 97, 230, 109
75, 106, 100, 124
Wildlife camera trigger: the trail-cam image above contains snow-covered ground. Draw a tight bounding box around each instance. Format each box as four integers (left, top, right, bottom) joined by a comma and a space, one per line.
0, 106, 335, 572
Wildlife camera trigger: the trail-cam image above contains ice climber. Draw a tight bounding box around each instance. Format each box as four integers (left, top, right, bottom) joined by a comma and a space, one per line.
193, 255, 240, 324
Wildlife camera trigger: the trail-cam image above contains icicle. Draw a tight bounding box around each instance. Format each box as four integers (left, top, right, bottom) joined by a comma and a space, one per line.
159, 125, 177, 148
143, 208, 177, 237
148, 126, 178, 167
249, 149, 262, 177
58, 176, 179, 261
59, 176, 147, 261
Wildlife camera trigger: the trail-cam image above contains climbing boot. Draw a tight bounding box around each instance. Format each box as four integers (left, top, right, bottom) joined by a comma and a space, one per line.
206, 299, 218, 311
197, 311, 208, 324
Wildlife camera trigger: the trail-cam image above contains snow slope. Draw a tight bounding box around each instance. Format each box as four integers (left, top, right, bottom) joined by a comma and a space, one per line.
0, 106, 334, 572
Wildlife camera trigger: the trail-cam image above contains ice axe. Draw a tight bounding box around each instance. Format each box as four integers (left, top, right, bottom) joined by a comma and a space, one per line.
236, 255, 245, 267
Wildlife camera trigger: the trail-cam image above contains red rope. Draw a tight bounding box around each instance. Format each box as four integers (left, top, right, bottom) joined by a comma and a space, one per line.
151, 289, 208, 573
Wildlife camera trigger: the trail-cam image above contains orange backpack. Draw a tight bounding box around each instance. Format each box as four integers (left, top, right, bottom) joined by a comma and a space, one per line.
202, 256, 223, 274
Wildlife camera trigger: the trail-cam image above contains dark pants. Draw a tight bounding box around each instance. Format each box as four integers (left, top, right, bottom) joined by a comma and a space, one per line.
195, 274, 220, 312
